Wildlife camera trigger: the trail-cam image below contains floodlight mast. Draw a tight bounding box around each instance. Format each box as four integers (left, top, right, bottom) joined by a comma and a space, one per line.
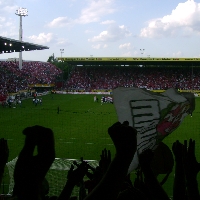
60, 49, 64, 88
15, 8, 28, 70
60, 49, 64, 59
140, 48, 145, 57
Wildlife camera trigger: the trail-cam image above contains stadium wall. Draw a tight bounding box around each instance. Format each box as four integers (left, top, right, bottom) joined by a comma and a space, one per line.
55, 91, 111, 95
54, 90, 200, 96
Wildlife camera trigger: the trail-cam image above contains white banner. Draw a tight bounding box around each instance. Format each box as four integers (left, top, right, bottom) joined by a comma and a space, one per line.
113, 87, 195, 173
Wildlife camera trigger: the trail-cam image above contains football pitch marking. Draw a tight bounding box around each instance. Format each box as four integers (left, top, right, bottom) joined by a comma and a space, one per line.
61, 142, 73, 144
58, 140, 73, 143
87, 104, 104, 112
87, 106, 99, 112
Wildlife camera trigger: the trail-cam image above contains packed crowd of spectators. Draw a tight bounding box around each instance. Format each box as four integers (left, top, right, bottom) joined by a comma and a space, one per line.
0, 61, 62, 95
0, 123, 200, 199
64, 66, 200, 91
1, 62, 200, 96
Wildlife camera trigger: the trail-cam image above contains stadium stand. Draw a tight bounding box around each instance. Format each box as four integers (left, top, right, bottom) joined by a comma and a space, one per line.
0, 61, 62, 95
64, 66, 200, 91
1, 61, 200, 94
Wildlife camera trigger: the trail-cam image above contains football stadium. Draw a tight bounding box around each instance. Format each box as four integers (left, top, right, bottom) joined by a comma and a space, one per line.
0, 1, 200, 196
1, 32, 200, 199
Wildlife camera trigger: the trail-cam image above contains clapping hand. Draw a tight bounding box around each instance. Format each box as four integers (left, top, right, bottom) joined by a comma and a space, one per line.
99, 148, 111, 174
68, 159, 89, 186
108, 121, 137, 159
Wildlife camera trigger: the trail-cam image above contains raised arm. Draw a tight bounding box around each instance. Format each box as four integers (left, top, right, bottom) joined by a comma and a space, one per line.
139, 149, 170, 200
184, 139, 200, 200
57, 160, 88, 200
172, 140, 186, 200
13, 125, 55, 200
84, 121, 137, 200
0, 138, 9, 188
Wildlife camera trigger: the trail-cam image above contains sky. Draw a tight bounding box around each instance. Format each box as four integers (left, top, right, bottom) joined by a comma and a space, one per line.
1, 0, 200, 61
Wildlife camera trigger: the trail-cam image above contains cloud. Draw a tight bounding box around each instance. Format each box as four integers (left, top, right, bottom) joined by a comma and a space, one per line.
121, 51, 134, 57
0, 0, 15, 7
85, 29, 94, 33
121, 50, 139, 57
0, 16, 6, 23
172, 51, 183, 57
56, 38, 69, 45
28, 33, 56, 45
47, 0, 116, 28
0, 1, 18, 34
140, 0, 200, 38
88, 24, 132, 42
119, 43, 132, 50
76, 0, 116, 24
101, 20, 115, 24
89, 31, 109, 42
3, 5, 18, 13
47, 17, 73, 28
91, 43, 108, 49
28, 32, 70, 46
0, 0, 18, 14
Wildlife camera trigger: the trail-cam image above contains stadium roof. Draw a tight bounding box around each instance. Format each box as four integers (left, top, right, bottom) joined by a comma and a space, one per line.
0, 36, 49, 54
57, 57, 200, 66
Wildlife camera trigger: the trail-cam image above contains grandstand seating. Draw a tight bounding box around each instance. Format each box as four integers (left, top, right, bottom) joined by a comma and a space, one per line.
1, 62, 200, 94
0, 61, 62, 95
64, 66, 200, 91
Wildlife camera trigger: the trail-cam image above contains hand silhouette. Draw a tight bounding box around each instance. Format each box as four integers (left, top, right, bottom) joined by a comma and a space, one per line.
108, 121, 137, 159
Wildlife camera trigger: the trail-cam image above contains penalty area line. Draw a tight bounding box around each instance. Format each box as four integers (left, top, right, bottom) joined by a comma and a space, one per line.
87, 106, 97, 112
59, 142, 73, 144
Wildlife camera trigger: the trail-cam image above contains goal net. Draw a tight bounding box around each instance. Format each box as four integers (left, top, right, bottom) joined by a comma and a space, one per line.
6, 157, 99, 197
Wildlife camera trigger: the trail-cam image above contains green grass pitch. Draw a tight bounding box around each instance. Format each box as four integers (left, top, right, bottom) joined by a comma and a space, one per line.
0, 94, 200, 197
